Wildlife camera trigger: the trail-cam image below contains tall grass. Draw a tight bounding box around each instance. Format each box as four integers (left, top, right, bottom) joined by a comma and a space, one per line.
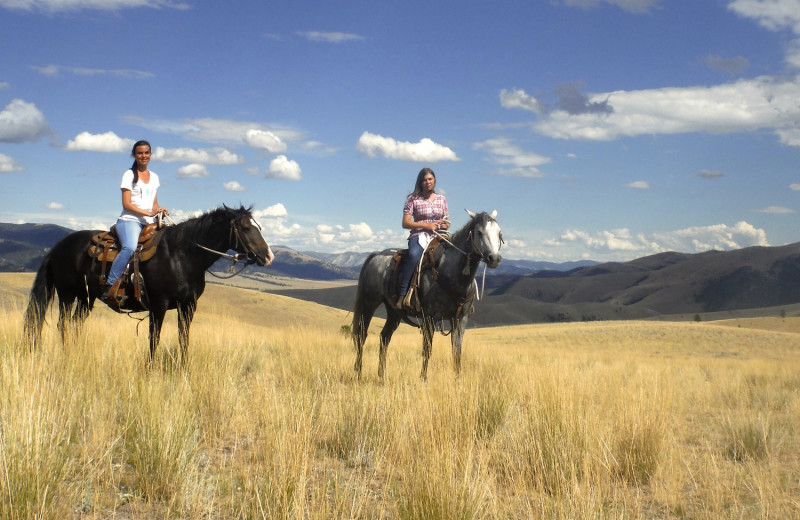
1, 290, 800, 518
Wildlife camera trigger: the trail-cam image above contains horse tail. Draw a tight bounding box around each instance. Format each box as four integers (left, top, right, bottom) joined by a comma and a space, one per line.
23, 250, 56, 349
351, 252, 379, 349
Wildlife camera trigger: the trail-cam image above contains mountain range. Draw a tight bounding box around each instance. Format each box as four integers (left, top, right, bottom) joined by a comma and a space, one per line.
3, 221, 800, 326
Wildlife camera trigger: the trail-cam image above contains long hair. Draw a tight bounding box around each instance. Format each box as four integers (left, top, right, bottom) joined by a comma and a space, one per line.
410, 167, 436, 198
129, 139, 151, 186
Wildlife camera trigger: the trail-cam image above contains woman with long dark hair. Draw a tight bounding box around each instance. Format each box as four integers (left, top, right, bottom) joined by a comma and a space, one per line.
397, 167, 449, 309
102, 140, 169, 303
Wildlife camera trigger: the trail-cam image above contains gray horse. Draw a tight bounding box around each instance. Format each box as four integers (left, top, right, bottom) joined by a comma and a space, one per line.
352, 210, 503, 381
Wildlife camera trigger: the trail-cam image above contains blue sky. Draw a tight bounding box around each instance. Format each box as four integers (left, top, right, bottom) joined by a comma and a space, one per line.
1, 0, 800, 262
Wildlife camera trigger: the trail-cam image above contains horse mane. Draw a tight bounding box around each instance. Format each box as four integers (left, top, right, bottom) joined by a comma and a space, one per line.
166, 205, 253, 248
449, 211, 490, 246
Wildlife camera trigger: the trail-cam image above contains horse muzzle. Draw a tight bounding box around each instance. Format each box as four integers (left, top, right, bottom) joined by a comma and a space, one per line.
485, 253, 502, 268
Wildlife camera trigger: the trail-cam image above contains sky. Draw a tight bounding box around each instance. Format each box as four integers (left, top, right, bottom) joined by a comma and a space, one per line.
1, 0, 800, 263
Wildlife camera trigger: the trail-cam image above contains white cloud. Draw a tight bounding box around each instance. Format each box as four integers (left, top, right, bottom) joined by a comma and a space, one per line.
253, 203, 288, 219
154, 146, 242, 165
499, 89, 545, 115
506, 76, 800, 145
244, 128, 287, 153
626, 181, 650, 189
296, 31, 364, 43
547, 221, 769, 259
0, 0, 190, 13
0, 153, 23, 173
31, 64, 153, 79
0, 99, 50, 143
473, 137, 549, 177
356, 131, 460, 162
562, 0, 660, 14
177, 163, 209, 178
264, 155, 301, 180
728, 0, 800, 35
790, 183, 800, 190
754, 205, 795, 214
223, 181, 245, 192
123, 116, 306, 148
45, 202, 65, 210
65, 131, 132, 152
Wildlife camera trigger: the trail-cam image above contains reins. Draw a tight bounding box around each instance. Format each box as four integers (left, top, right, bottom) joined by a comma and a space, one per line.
195, 217, 260, 279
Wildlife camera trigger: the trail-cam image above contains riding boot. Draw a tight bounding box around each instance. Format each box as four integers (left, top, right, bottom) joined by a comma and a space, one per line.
101, 278, 125, 313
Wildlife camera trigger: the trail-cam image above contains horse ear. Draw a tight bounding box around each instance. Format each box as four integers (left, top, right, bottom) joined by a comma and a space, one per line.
465, 209, 476, 218
490, 209, 497, 219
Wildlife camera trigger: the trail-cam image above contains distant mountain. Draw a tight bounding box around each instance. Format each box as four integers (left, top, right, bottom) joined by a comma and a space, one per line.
270, 242, 800, 327
0, 223, 73, 272
238, 246, 361, 280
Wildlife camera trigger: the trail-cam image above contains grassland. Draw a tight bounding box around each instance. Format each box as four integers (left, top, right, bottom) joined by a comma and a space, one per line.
1, 272, 799, 519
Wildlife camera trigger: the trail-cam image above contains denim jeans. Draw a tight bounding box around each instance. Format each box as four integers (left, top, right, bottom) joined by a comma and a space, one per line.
106, 219, 143, 286
399, 234, 426, 297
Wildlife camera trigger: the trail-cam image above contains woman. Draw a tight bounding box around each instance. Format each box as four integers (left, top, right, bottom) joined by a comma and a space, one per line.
397, 167, 450, 309
103, 140, 169, 302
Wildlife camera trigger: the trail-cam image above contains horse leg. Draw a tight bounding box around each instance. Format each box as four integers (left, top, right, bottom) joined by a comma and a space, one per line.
148, 306, 167, 362
177, 301, 196, 365
378, 312, 401, 380
352, 311, 372, 379
450, 316, 468, 376
420, 317, 435, 382
56, 297, 75, 346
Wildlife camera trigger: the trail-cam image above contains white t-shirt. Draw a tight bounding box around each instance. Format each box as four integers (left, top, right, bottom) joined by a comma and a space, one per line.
118, 169, 160, 224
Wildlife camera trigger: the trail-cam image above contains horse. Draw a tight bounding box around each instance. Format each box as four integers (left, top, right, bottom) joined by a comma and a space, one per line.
23, 205, 274, 361
352, 210, 503, 381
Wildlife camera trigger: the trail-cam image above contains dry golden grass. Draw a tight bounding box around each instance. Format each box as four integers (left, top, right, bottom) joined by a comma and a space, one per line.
1, 272, 799, 519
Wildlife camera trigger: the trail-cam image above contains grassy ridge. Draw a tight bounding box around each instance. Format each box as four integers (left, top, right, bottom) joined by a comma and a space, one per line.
1, 273, 799, 518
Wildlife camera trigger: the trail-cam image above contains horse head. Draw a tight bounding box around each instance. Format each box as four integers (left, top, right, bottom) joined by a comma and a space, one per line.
225, 205, 275, 267
465, 209, 503, 268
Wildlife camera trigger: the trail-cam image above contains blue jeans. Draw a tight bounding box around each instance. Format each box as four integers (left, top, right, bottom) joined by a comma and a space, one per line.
106, 219, 143, 286
399, 235, 425, 297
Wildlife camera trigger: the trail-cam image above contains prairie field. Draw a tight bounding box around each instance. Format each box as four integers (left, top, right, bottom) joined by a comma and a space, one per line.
1, 272, 799, 519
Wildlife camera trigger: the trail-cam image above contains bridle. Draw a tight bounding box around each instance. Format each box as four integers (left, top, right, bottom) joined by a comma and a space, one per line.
197, 215, 264, 278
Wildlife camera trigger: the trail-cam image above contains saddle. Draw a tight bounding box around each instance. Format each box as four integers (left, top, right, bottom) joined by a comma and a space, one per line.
87, 222, 165, 312
388, 236, 444, 312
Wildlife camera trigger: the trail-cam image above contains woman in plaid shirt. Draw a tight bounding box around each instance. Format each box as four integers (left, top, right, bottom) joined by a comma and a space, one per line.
397, 167, 450, 308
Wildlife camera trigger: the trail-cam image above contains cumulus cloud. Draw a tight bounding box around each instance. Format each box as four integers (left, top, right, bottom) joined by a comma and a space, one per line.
1, 0, 190, 13
296, 31, 364, 43
0, 99, 50, 143
244, 128, 287, 153
728, 0, 800, 35
31, 64, 153, 79
264, 155, 301, 180
223, 181, 245, 192
473, 137, 549, 177
547, 221, 769, 259
65, 131, 132, 152
45, 202, 65, 210
356, 131, 460, 162
500, 89, 545, 115
503, 75, 800, 144
0, 153, 23, 173
177, 163, 209, 178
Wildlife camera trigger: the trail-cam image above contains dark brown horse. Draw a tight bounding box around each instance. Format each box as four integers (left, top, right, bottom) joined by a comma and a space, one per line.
352, 210, 503, 381
24, 205, 274, 361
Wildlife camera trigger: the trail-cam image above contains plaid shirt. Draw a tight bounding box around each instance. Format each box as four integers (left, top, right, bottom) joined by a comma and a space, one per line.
403, 193, 449, 239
